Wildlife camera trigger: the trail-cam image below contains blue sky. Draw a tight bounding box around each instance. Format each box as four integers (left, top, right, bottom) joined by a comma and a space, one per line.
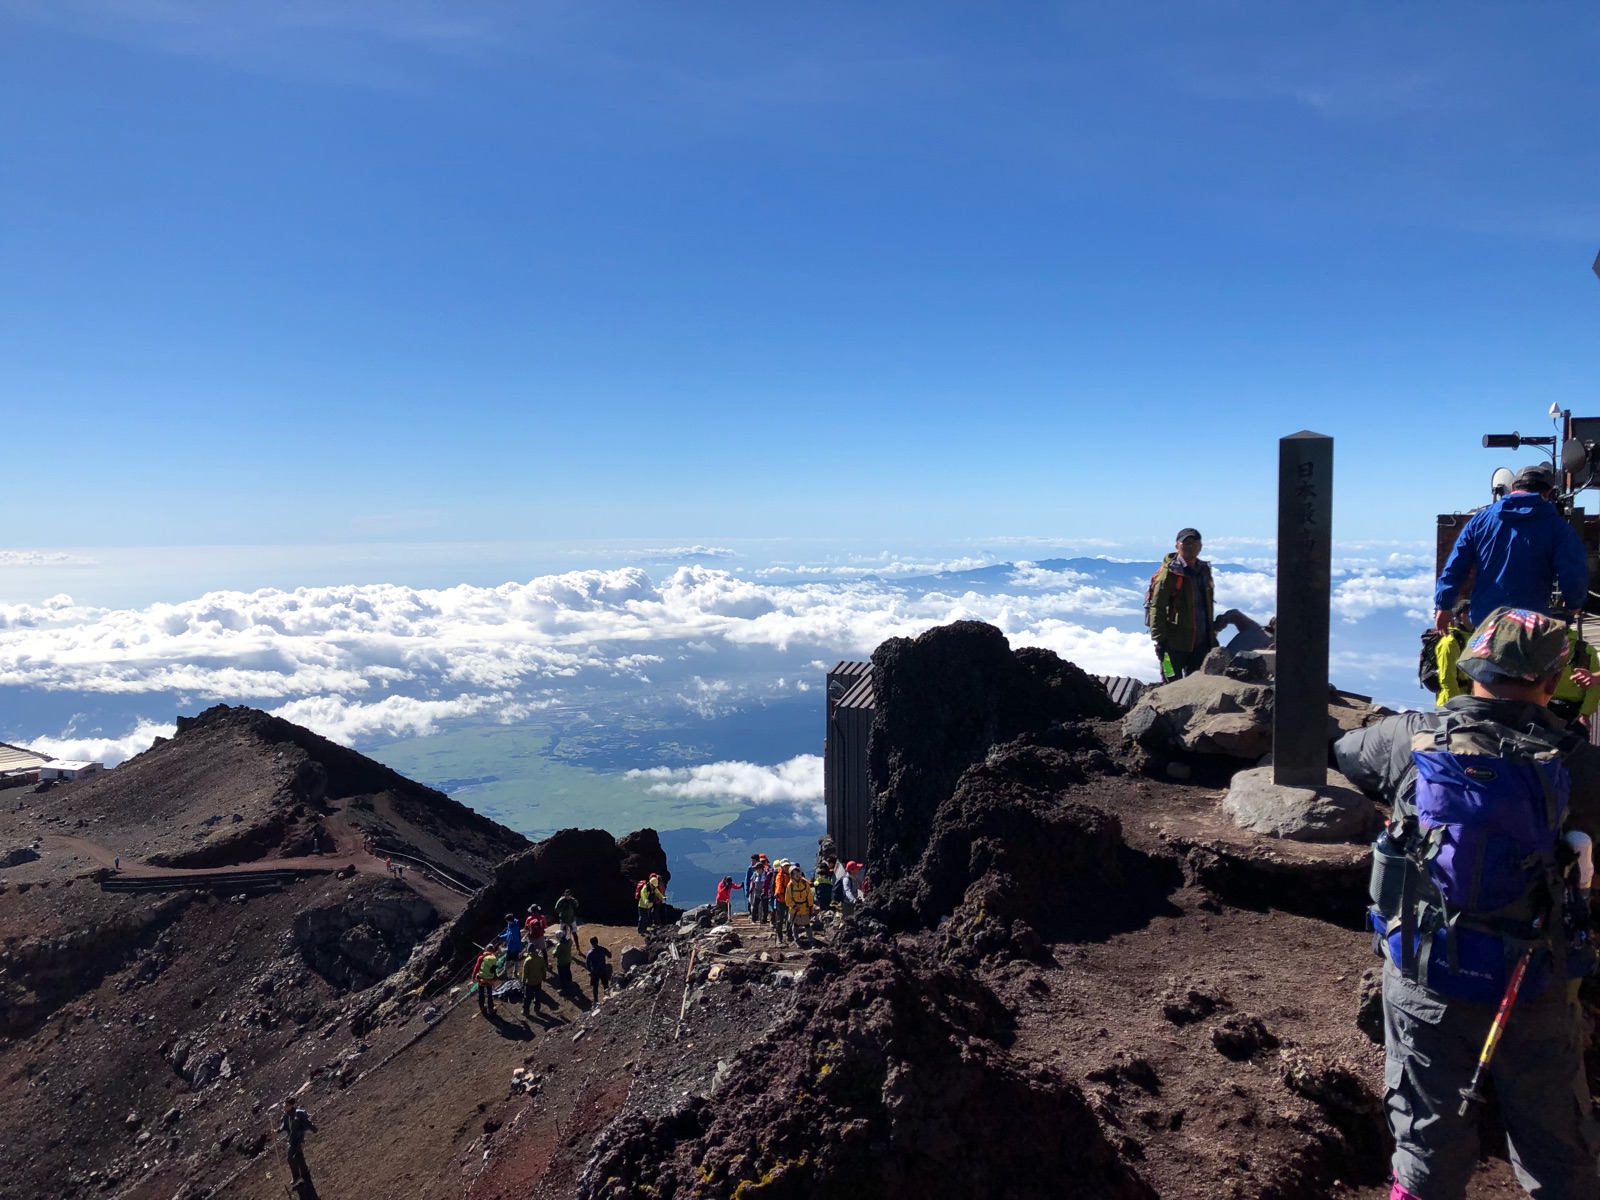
3, 1, 1596, 559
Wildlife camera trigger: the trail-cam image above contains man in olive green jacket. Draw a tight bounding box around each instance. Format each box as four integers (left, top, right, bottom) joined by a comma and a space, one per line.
1147, 528, 1216, 679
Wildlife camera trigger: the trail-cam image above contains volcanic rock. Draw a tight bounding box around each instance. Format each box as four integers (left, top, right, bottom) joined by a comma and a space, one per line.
866, 621, 1120, 892
879, 726, 1129, 944
32, 704, 529, 881
577, 939, 1155, 1200
291, 877, 439, 991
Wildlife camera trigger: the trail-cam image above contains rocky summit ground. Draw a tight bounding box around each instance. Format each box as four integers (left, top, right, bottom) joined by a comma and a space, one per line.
0, 631, 1582, 1199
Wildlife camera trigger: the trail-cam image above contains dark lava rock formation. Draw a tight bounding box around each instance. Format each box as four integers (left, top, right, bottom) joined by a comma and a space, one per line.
580, 937, 1156, 1200
865, 622, 1134, 943
867, 622, 1120, 896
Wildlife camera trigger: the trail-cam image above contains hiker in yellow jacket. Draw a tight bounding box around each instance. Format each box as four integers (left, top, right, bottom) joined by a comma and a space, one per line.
1433, 604, 1476, 704
1549, 627, 1600, 729
783, 870, 815, 945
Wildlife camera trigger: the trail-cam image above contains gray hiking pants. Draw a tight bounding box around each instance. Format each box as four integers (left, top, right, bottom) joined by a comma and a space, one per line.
1383, 962, 1600, 1199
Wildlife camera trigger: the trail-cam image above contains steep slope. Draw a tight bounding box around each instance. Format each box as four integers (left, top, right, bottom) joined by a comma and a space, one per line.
0, 705, 671, 1200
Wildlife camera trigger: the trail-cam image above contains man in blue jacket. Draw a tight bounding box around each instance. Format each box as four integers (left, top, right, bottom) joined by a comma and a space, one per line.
1434, 463, 1588, 631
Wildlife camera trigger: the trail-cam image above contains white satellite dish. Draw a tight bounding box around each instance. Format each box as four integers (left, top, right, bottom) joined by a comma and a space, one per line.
1491, 466, 1515, 499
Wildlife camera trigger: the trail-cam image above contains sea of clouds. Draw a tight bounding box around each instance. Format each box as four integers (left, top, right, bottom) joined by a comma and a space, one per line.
0, 553, 1436, 817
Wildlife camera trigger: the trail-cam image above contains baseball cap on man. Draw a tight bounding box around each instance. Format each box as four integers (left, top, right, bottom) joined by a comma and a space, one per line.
1512, 463, 1555, 492
1458, 607, 1571, 684
1175, 527, 1202, 543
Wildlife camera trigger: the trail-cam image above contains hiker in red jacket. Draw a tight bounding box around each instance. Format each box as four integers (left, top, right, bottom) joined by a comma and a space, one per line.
523, 904, 549, 956
714, 875, 743, 923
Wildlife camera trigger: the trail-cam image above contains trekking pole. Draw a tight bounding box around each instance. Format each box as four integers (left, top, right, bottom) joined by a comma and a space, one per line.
1458, 922, 1543, 1117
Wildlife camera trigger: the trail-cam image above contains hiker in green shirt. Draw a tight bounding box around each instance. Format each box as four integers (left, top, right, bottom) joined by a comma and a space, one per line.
554, 889, 579, 943
552, 931, 575, 992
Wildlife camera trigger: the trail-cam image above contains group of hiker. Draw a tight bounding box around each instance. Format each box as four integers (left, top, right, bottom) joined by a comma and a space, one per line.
729, 851, 866, 943
469, 886, 612, 1019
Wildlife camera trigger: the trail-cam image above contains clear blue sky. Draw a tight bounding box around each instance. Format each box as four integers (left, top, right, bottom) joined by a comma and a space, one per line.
3, 2, 1596, 553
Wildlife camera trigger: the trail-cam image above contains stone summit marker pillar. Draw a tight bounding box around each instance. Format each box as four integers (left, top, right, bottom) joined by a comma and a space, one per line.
1222, 430, 1375, 842
1273, 431, 1333, 788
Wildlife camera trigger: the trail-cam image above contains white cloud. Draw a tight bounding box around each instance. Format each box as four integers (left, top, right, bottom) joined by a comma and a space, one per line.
0, 556, 1436, 749
1332, 570, 1435, 623
268, 693, 541, 745
26, 718, 177, 767
627, 754, 824, 823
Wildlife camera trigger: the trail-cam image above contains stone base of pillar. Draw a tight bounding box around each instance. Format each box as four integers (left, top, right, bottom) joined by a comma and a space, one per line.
1222, 766, 1375, 843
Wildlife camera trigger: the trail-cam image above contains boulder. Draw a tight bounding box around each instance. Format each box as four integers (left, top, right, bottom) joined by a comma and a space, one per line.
1124, 676, 1391, 762
1221, 767, 1376, 843
619, 946, 649, 974
1124, 675, 1274, 760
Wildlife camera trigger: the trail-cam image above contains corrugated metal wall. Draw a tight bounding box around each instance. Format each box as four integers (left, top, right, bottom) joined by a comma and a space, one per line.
825, 661, 874, 863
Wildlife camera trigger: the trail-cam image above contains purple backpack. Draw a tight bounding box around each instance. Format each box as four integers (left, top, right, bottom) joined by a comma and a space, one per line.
1383, 724, 1575, 1002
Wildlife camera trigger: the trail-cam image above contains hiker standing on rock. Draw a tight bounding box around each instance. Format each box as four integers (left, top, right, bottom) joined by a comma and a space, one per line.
278, 1097, 317, 1195
840, 861, 865, 917
500, 912, 523, 971
784, 868, 815, 944
1549, 624, 1600, 732
750, 856, 771, 925
1429, 599, 1476, 704
1335, 608, 1600, 1200
524, 904, 548, 957
1146, 527, 1215, 680
554, 889, 579, 943
770, 860, 792, 941
812, 855, 835, 912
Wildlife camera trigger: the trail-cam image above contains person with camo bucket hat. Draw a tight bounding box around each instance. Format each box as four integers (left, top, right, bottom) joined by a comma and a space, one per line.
1335, 606, 1600, 1200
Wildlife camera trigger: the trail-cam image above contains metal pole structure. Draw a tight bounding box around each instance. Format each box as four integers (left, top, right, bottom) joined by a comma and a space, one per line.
1274, 432, 1333, 788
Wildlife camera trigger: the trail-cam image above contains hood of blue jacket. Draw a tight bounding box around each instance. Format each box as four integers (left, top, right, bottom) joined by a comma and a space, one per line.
1496, 492, 1561, 523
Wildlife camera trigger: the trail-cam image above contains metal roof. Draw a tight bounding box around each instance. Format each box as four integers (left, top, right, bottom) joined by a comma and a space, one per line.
0, 741, 49, 772
1093, 675, 1148, 712
42, 760, 102, 771
838, 674, 876, 710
